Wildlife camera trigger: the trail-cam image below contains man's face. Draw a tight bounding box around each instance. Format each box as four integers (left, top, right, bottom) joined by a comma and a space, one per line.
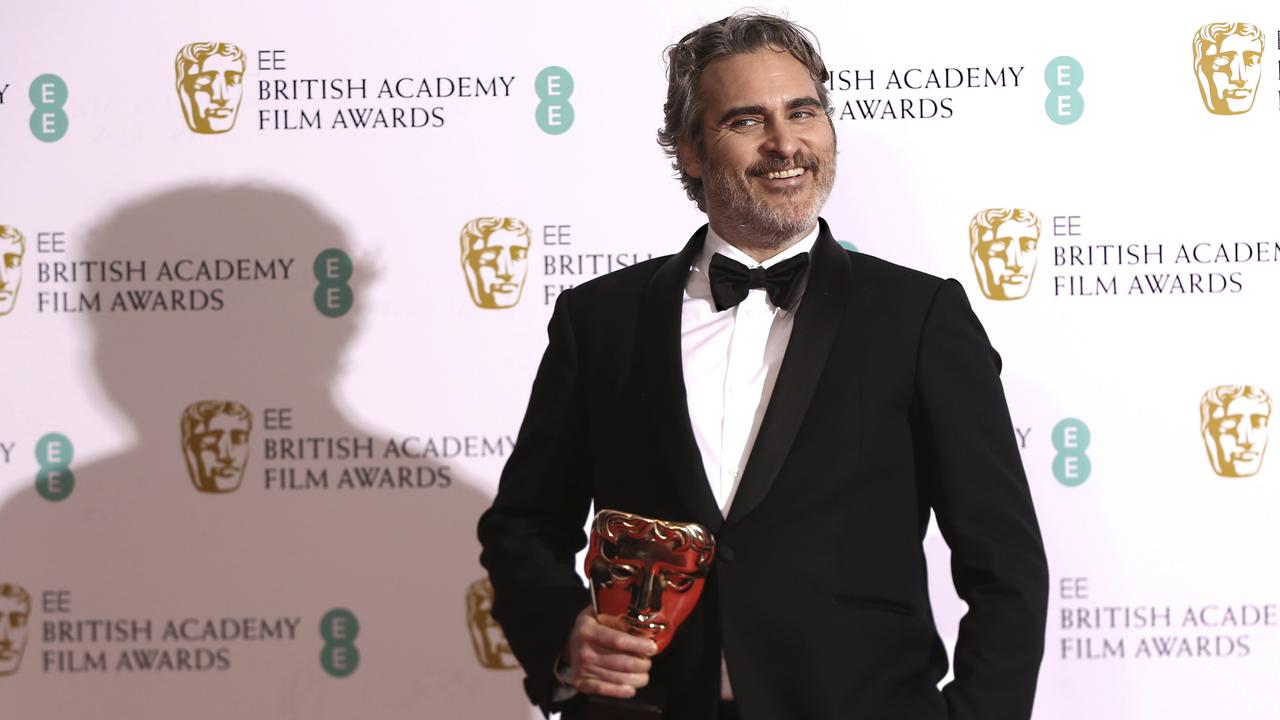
0, 595, 29, 676
466, 580, 518, 669
186, 413, 251, 492
0, 237, 22, 316
181, 53, 244, 133
681, 49, 836, 241
1198, 33, 1263, 114
587, 526, 709, 654
1206, 397, 1270, 477
974, 219, 1039, 300
463, 228, 530, 309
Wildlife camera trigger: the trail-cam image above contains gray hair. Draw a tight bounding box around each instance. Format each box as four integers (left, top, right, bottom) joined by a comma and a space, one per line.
657, 12, 832, 211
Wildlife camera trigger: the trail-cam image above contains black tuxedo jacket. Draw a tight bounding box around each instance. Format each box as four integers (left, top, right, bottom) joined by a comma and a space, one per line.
478, 220, 1049, 720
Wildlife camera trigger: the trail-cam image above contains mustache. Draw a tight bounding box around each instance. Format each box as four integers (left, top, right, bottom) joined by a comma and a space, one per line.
746, 153, 821, 176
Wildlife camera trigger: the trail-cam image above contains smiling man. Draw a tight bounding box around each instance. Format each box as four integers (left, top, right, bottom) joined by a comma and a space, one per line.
479, 12, 1048, 720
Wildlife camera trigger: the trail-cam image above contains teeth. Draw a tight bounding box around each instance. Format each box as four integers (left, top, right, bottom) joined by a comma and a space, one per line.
766, 168, 805, 179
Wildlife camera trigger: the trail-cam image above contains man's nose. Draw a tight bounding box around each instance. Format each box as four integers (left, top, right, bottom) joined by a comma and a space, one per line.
761, 118, 800, 160
0, 263, 12, 287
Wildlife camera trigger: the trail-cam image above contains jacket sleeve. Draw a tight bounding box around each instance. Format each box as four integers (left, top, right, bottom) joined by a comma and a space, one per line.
477, 289, 594, 715
911, 279, 1050, 720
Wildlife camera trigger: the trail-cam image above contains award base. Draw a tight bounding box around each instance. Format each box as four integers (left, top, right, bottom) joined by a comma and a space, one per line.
583, 696, 663, 719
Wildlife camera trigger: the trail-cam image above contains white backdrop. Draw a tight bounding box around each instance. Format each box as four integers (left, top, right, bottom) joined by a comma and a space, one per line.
2, 1, 1278, 718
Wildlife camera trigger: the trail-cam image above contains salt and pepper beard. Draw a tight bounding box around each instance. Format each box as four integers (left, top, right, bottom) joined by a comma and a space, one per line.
702, 149, 836, 255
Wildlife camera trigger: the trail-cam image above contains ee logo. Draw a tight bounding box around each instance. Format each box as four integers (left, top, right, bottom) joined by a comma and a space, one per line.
314, 249, 353, 318
36, 432, 75, 502
535, 66, 574, 135
1044, 56, 1083, 125
30, 73, 69, 142
320, 608, 360, 678
1052, 418, 1091, 487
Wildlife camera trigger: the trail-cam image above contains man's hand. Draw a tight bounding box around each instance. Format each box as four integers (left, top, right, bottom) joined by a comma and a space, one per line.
560, 605, 656, 699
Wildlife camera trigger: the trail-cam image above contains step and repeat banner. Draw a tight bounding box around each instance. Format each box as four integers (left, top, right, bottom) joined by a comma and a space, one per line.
2, 1, 1277, 718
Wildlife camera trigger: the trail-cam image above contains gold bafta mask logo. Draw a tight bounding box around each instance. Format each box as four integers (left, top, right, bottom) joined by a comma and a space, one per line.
466, 578, 518, 670
181, 401, 253, 493
460, 217, 532, 309
969, 209, 1040, 301
0, 226, 24, 316
1201, 385, 1271, 477
175, 42, 246, 134
1193, 23, 1264, 115
0, 584, 31, 677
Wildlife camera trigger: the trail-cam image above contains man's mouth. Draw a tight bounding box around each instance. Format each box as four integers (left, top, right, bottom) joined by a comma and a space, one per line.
491, 283, 518, 294
207, 109, 232, 118
1223, 89, 1252, 99
764, 168, 806, 180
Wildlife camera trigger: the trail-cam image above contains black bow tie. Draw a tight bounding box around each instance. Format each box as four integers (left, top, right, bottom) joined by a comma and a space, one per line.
708, 252, 810, 312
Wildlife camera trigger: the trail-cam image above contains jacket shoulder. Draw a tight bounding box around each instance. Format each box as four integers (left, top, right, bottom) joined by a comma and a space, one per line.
847, 250, 949, 299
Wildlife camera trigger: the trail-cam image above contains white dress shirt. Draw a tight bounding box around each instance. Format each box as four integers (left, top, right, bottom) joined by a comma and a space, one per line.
681, 223, 819, 701
681, 224, 819, 517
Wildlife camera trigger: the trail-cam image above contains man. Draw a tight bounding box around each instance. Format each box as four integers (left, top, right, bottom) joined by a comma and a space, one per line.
478, 13, 1048, 719
181, 400, 253, 493
175, 42, 246, 133
0, 583, 30, 677
0, 226, 24, 316
1192, 22, 1264, 115
1200, 385, 1271, 477
460, 216, 533, 309
969, 208, 1040, 301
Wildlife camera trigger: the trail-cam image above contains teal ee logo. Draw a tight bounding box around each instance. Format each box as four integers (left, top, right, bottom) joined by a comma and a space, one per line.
35, 432, 75, 502
535, 66, 574, 135
320, 608, 360, 677
836, 240, 859, 253
1052, 418, 1091, 487
1044, 56, 1083, 125
29, 74, 69, 142
314, 249, 353, 318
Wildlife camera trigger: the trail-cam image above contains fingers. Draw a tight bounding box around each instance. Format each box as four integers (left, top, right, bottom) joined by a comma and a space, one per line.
584, 614, 659, 657
564, 607, 656, 699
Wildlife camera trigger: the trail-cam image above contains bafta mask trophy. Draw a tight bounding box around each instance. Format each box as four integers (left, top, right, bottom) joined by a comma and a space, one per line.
582, 509, 716, 718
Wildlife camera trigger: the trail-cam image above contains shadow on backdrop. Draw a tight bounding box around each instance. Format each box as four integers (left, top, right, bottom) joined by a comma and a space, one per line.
0, 185, 529, 719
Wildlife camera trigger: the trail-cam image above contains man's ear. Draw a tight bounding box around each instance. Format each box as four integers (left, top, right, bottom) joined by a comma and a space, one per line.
677, 138, 703, 179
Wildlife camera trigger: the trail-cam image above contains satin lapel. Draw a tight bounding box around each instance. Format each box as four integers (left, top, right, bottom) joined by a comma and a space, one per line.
726, 220, 853, 525
639, 225, 724, 533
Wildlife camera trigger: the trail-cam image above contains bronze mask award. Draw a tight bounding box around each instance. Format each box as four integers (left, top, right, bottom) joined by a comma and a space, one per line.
582, 510, 715, 719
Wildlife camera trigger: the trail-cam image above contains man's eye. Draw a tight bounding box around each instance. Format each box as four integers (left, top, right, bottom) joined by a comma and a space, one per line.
610, 566, 637, 579
511, 247, 528, 260
1254, 416, 1269, 429
1021, 239, 1038, 251
791, 110, 814, 119
730, 118, 760, 128
227, 72, 243, 86
1211, 55, 1232, 69
1245, 53, 1261, 67
1219, 418, 1239, 432
985, 242, 1008, 256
